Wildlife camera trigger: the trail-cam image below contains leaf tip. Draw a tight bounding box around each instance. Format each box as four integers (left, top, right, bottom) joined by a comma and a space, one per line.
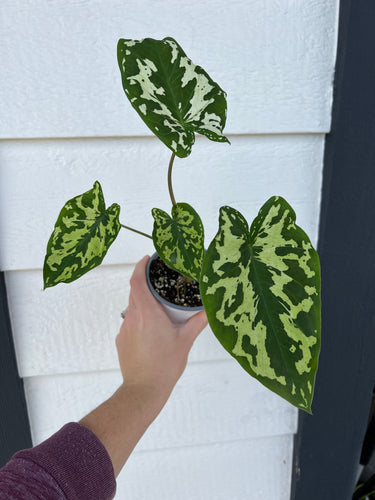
304, 406, 313, 415
42, 279, 52, 290
151, 207, 158, 219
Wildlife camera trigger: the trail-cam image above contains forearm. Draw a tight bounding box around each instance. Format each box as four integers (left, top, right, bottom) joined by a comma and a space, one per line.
79, 383, 165, 477
80, 256, 207, 478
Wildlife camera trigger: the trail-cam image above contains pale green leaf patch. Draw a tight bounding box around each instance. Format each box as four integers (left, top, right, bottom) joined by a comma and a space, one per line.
43, 181, 121, 288
200, 197, 321, 412
117, 37, 229, 158
152, 203, 204, 281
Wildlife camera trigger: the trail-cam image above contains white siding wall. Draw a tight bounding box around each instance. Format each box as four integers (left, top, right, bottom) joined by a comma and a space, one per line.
0, 1, 339, 498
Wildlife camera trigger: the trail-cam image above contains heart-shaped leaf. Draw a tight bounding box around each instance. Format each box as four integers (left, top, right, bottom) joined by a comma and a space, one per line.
117, 37, 229, 158
43, 181, 121, 288
200, 197, 321, 412
152, 203, 204, 281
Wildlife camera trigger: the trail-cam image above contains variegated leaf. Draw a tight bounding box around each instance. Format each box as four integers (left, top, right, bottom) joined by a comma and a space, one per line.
200, 197, 321, 412
117, 37, 229, 158
43, 181, 121, 288
152, 203, 204, 281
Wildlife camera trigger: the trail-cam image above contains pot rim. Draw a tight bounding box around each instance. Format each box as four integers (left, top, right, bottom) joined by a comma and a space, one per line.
146, 252, 204, 312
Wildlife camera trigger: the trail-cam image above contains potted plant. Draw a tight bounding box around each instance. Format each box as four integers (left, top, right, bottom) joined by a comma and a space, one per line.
43, 37, 321, 413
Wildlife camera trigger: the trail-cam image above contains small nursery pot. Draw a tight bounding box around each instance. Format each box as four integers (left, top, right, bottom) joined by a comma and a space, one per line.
146, 252, 204, 324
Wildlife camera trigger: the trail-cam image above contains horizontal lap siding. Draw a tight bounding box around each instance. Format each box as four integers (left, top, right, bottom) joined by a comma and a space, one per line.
0, 135, 324, 271
0, 1, 338, 138
0, 0, 340, 498
5, 266, 225, 378
24, 368, 297, 499
3, 135, 324, 380
24, 365, 298, 448
117, 435, 294, 500
3, 136, 322, 500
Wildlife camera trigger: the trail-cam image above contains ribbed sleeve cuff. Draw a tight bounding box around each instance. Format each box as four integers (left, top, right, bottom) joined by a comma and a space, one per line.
14, 422, 116, 500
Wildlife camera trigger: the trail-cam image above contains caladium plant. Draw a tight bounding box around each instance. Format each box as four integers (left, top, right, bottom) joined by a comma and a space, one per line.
44, 37, 321, 413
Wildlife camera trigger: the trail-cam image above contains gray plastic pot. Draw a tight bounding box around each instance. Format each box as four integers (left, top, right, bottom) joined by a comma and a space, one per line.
146, 252, 204, 324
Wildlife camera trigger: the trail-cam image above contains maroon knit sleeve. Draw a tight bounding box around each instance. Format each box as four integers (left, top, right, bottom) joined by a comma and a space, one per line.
0, 457, 66, 499
0, 422, 116, 500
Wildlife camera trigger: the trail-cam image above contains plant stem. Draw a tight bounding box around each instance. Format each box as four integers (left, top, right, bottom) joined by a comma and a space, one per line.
120, 224, 152, 240
168, 152, 177, 207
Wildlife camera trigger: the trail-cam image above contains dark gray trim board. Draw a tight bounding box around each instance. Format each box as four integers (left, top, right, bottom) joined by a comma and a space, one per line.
292, 0, 375, 498
0, 272, 32, 466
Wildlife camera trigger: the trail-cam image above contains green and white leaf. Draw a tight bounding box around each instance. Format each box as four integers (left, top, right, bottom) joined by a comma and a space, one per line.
152, 203, 204, 281
43, 181, 121, 288
200, 197, 321, 412
117, 37, 229, 158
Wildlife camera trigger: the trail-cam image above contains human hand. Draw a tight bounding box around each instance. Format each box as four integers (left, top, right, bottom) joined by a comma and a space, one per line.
116, 255, 208, 411
80, 256, 207, 477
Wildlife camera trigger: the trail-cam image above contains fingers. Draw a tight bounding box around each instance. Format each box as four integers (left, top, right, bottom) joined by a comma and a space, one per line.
130, 255, 150, 281
129, 256, 208, 347
120, 256, 151, 326
128, 255, 169, 322
129, 255, 155, 305
180, 310, 208, 348
129, 294, 136, 308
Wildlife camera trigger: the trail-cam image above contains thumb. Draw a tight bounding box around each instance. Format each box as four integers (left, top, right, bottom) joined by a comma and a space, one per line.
180, 310, 208, 348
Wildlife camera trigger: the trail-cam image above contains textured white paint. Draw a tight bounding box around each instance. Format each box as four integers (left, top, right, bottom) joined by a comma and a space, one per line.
0, 1, 340, 498
118, 435, 295, 499
0, 134, 324, 271
24, 363, 297, 448
5, 265, 228, 378
24, 367, 296, 499
0, 0, 339, 138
